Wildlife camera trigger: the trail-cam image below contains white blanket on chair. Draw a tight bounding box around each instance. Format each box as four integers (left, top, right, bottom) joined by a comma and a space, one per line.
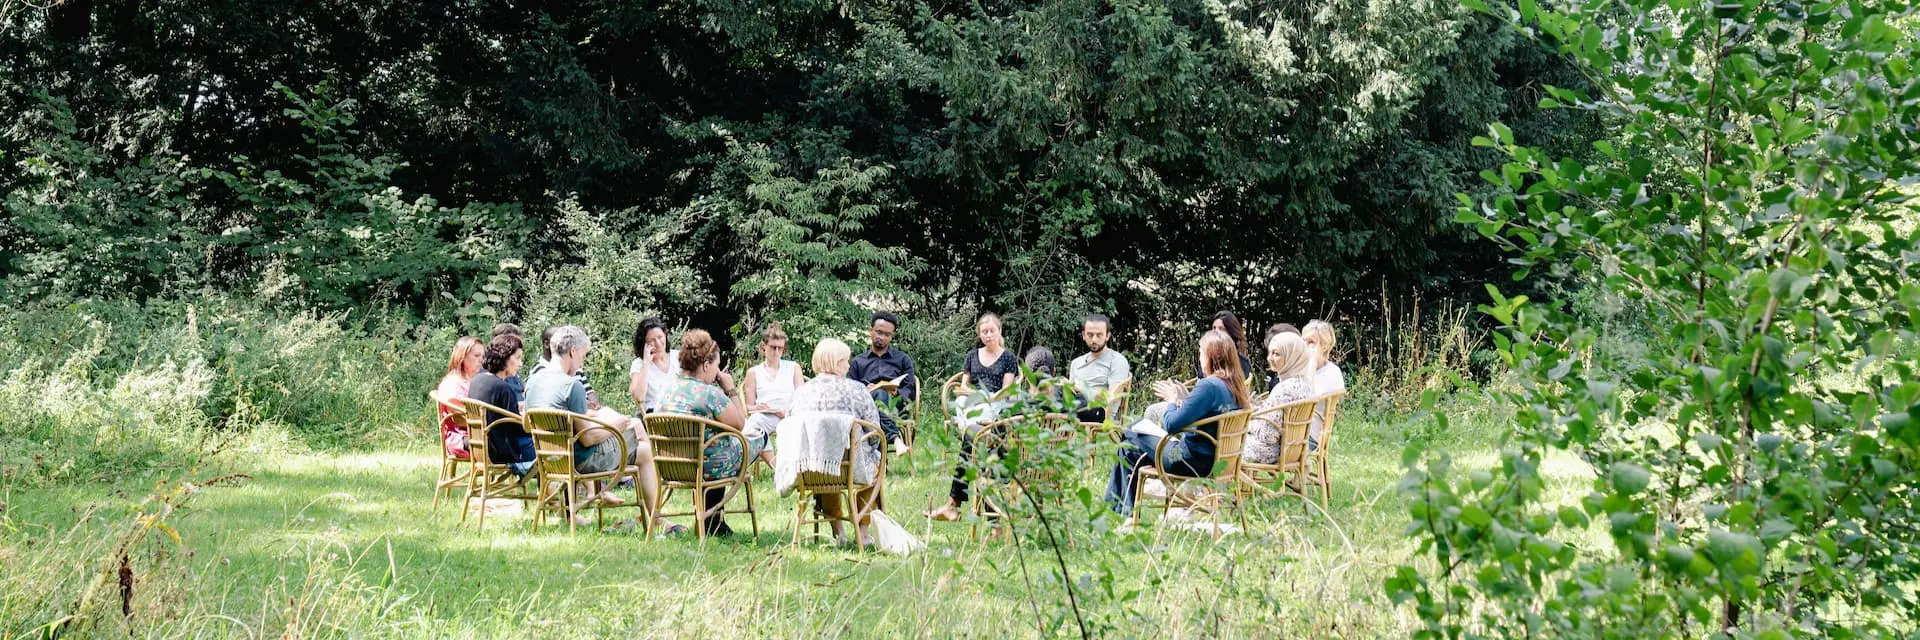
774, 412, 879, 495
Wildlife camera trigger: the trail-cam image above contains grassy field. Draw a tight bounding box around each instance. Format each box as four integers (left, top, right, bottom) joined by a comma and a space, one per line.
0, 392, 1595, 639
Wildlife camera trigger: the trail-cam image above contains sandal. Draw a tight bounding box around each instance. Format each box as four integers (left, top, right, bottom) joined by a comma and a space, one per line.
927, 506, 962, 522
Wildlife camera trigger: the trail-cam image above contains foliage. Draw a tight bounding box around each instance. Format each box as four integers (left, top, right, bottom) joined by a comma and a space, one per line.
0, 0, 1593, 353
682, 134, 922, 347
1393, 0, 1920, 636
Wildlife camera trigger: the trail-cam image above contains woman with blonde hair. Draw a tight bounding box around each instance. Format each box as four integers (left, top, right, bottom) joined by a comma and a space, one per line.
1244, 332, 1316, 465
436, 336, 485, 459
929, 312, 1021, 522
1104, 330, 1251, 519
1302, 320, 1345, 449
778, 338, 890, 546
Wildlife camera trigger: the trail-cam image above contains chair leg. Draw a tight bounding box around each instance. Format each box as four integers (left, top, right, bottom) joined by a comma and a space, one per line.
474, 474, 487, 531
434, 458, 449, 511
693, 486, 708, 543
745, 480, 759, 538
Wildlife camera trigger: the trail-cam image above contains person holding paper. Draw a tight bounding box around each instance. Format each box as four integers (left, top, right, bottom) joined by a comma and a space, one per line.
1103, 330, 1252, 520
848, 312, 917, 456
743, 322, 803, 467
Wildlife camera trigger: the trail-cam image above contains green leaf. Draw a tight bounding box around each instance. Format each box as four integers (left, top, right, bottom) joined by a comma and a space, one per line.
1610, 462, 1651, 495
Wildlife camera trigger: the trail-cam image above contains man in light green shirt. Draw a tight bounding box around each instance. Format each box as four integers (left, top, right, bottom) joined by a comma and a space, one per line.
1069, 313, 1131, 423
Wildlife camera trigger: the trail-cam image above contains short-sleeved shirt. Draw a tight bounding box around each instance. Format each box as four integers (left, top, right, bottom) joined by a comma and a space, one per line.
1070, 349, 1131, 396
963, 348, 1020, 395
467, 371, 533, 464
524, 366, 589, 414
657, 374, 731, 419
630, 351, 680, 412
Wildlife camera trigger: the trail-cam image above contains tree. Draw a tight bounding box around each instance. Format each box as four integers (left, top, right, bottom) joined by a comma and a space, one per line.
1393, 0, 1920, 635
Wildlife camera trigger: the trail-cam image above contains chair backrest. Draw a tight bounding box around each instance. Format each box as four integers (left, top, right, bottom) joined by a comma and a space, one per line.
460, 398, 521, 467
1179, 409, 1252, 480
430, 390, 462, 423
522, 409, 575, 476
523, 409, 622, 476
1252, 398, 1318, 469
1107, 378, 1132, 423
644, 413, 744, 483
800, 418, 888, 489
1313, 390, 1347, 456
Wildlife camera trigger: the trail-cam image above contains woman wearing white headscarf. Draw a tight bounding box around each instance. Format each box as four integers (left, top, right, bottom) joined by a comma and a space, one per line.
1244, 332, 1316, 465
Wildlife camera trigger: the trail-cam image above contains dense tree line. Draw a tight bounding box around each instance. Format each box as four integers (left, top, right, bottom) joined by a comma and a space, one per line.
0, 0, 1593, 362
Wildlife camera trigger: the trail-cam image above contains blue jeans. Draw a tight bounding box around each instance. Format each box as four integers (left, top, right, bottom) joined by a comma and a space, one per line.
1105, 431, 1209, 516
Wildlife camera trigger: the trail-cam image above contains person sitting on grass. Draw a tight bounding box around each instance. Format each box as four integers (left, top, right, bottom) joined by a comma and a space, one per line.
1244, 332, 1315, 466
437, 336, 485, 460
524, 326, 677, 532
1103, 330, 1252, 524
848, 312, 917, 456
743, 322, 802, 468
1302, 319, 1345, 450
928, 312, 1021, 522
653, 329, 754, 537
466, 334, 535, 476
781, 338, 887, 545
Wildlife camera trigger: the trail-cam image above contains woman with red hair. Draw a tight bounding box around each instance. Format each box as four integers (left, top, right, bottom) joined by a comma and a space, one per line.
435, 336, 485, 459
1103, 330, 1251, 520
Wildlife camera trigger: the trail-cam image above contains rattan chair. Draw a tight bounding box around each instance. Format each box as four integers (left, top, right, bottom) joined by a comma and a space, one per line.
791, 418, 888, 548
1299, 391, 1347, 509
966, 413, 1083, 542
1133, 409, 1252, 538
457, 398, 541, 530
523, 409, 633, 534
1236, 398, 1319, 502
1076, 378, 1132, 445
644, 413, 760, 541
429, 391, 473, 511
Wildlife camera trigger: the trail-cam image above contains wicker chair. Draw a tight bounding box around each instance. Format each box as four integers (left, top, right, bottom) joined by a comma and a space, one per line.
457, 398, 541, 530
1236, 398, 1319, 502
1133, 409, 1253, 538
967, 413, 1084, 542
429, 391, 473, 511
1299, 391, 1348, 509
1076, 378, 1132, 445
644, 413, 760, 541
523, 409, 633, 534
790, 419, 888, 548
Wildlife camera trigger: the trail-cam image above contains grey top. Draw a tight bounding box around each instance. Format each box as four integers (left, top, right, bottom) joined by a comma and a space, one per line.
1070, 349, 1132, 395
524, 365, 588, 414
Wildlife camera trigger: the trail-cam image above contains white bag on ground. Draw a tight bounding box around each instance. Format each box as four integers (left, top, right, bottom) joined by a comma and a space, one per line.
869, 510, 924, 555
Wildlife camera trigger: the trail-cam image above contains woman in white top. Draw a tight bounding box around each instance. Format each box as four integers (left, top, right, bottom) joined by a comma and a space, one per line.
628, 317, 680, 413
743, 323, 804, 466
1302, 319, 1345, 449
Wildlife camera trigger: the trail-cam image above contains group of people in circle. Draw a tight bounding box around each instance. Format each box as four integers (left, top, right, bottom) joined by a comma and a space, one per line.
433, 309, 1343, 539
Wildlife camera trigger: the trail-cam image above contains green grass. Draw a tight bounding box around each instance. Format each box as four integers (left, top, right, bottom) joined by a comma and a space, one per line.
0, 399, 1598, 639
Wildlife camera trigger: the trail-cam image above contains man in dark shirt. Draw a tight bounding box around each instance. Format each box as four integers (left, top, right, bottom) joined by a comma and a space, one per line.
848, 311, 917, 455
467, 334, 535, 475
